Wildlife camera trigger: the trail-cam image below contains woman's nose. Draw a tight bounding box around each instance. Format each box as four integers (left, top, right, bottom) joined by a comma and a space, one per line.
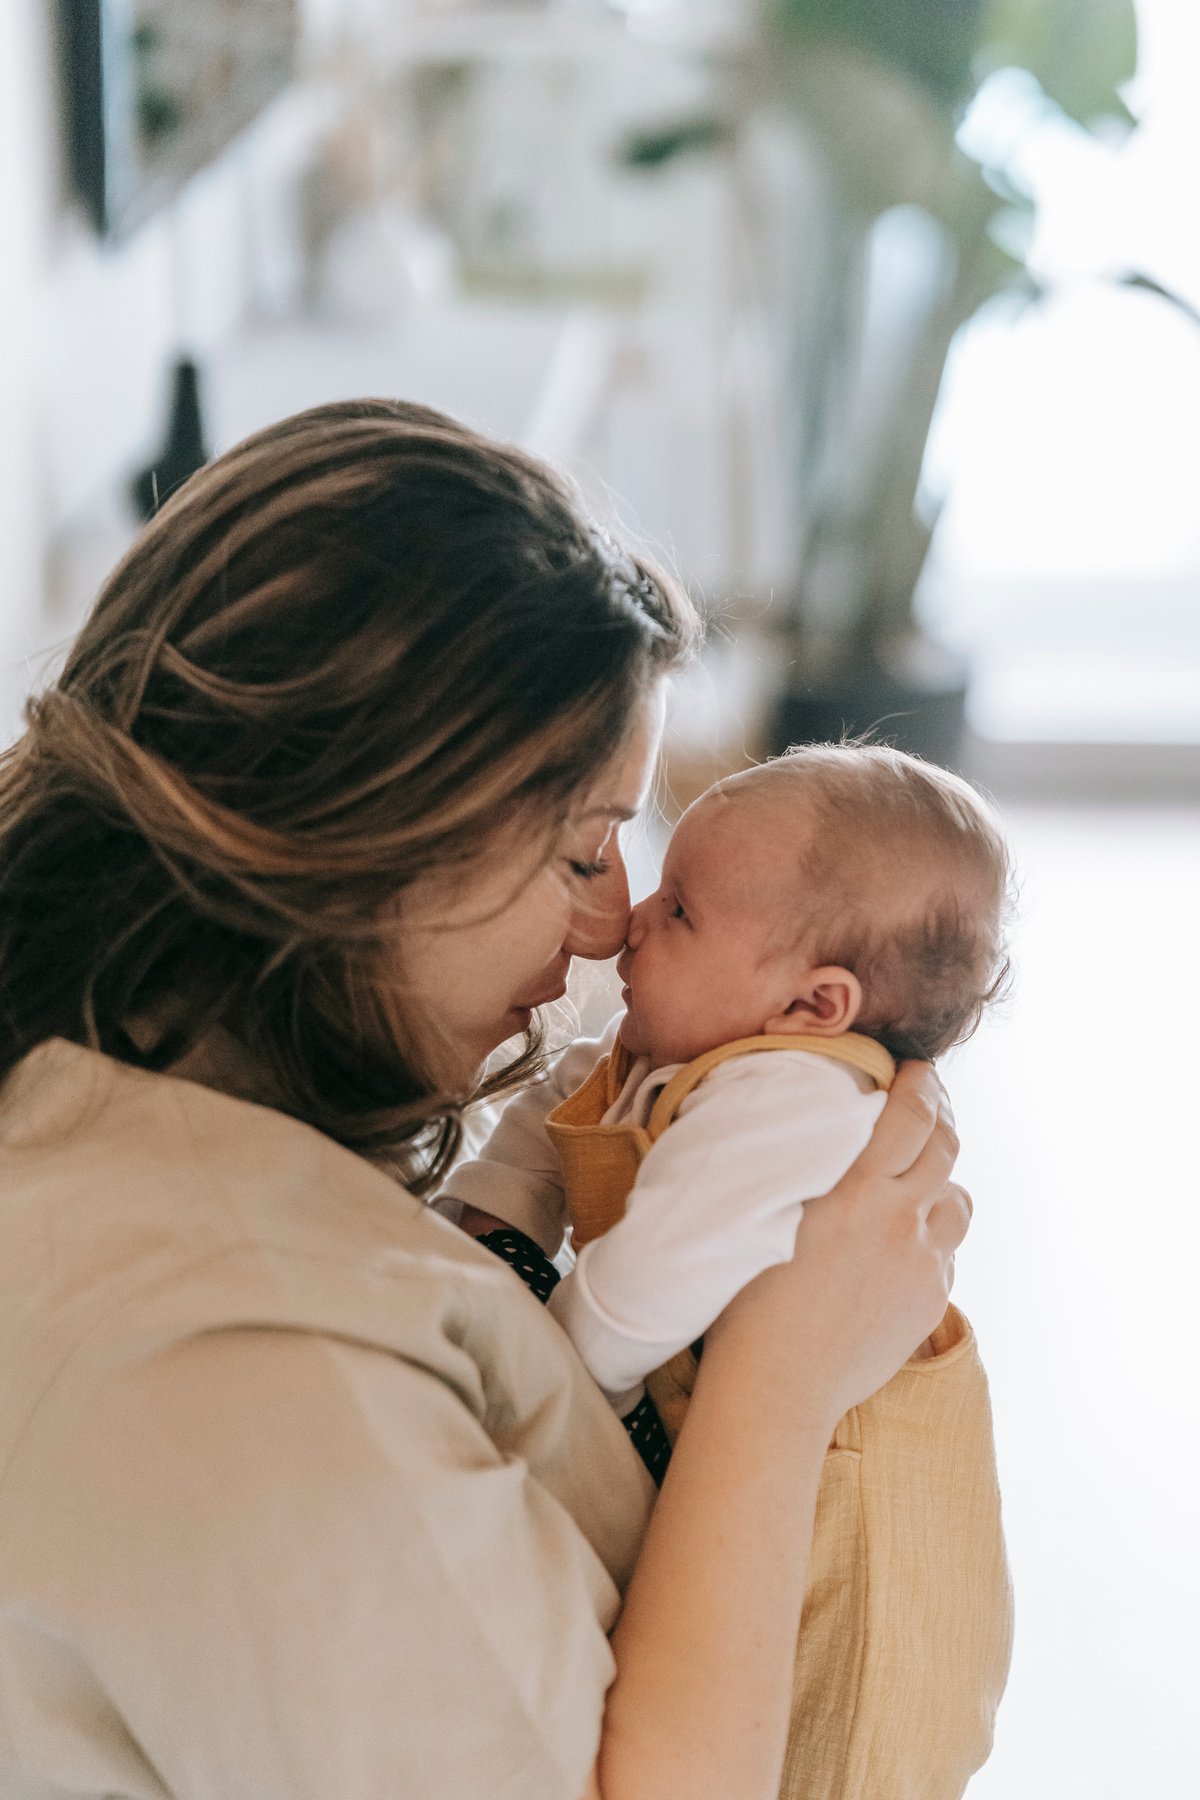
564, 842, 632, 961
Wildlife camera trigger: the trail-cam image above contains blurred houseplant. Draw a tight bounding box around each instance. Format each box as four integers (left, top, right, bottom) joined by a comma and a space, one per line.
623, 0, 1139, 765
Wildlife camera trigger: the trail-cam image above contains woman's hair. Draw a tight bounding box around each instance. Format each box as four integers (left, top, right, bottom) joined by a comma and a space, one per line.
720, 743, 1014, 1062
0, 399, 698, 1187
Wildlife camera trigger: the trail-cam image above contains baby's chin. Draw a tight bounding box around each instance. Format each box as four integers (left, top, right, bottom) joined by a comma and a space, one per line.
618, 1009, 759, 1070
616, 1010, 690, 1070
616, 1008, 665, 1065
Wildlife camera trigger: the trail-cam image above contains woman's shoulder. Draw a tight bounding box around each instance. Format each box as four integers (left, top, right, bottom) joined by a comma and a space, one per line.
0, 1034, 480, 1306
0, 1039, 650, 1510
0, 1040, 654, 1800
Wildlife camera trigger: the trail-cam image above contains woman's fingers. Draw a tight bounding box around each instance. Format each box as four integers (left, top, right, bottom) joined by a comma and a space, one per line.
937, 1087, 958, 1153
856, 1061, 950, 1180
927, 1183, 972, 1261
901, 1106, 961, 1216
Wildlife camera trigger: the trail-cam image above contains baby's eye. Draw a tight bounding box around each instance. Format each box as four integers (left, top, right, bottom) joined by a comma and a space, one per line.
668, 899, 688, 923
568, 857, 611, 881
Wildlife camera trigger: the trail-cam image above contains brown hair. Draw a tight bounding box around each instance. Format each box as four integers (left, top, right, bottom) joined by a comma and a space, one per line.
0, 399, 698, 1187
720, 743, 1014, 1061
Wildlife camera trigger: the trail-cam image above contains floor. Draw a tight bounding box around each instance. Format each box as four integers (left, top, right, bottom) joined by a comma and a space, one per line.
945, 800, 1200, 1798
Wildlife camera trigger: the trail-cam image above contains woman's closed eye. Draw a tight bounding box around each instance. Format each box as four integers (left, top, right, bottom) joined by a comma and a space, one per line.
568, 857, 611, 881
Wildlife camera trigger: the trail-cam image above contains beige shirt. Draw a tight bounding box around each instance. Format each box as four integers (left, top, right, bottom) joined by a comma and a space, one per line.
0, 1039, 654, 1800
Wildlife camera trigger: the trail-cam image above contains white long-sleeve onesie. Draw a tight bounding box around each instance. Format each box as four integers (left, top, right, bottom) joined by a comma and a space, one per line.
441, 1021, 887, 1405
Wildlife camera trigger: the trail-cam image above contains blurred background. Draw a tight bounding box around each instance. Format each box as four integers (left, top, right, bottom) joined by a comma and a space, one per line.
1, 2, 1196, 1793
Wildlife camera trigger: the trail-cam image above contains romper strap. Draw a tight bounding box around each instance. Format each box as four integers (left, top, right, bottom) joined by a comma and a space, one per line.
647, 1031, 896, 1141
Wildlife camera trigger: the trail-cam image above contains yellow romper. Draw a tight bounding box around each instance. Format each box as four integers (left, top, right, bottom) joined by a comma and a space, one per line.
546, 1033, 1013, 1800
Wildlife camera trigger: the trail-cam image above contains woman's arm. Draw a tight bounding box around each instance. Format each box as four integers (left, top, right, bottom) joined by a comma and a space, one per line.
439, 1025, 619, 1251
583, 1061, 967, 1800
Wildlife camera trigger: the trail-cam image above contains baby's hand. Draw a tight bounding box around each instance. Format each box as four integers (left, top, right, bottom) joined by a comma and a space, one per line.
457, 1204, 512, 1239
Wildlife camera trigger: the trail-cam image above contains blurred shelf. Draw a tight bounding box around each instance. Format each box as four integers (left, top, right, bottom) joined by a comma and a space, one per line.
964, 736, 1200, 804
206, 302, 587, 452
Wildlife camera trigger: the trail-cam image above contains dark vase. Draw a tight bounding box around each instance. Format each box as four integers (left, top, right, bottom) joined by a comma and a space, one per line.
130, 356, 210, 520
771, 636, 970, 773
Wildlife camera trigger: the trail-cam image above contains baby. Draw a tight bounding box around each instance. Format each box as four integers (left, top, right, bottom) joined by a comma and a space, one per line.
443, 741, 1013, 1414
441, 745, 1016, 1799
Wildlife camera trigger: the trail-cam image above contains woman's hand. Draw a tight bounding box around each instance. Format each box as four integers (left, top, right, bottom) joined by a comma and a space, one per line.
705, 1059, 969, 1435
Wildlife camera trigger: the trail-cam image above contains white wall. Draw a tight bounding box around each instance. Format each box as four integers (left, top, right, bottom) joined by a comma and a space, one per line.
0, 0, 794, 740
0, 0, 56, 711
0, 0, 336, 735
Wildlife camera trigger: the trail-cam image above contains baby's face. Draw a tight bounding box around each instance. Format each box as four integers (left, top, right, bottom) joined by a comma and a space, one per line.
615, 789, 807, 1069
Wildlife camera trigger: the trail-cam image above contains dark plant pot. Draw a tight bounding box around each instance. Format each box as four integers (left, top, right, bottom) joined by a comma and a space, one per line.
771, 638, 970, 772
130, 355, 210, 521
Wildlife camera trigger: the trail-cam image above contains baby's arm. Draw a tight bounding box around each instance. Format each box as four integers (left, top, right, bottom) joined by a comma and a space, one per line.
548, 1052, 887, 1402
436, 1023, 618, 1256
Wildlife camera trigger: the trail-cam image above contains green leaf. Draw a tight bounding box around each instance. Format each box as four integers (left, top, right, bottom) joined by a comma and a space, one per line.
770, 0, 989, 106
615, 116, 731, 172
977, 0, 1137, 127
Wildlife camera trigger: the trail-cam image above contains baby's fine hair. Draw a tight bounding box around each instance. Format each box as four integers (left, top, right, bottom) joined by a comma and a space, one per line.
719, 743, 1014, 1062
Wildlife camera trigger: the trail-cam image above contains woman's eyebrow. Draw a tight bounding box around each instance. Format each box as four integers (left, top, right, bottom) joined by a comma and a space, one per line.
580, 804, 637, 822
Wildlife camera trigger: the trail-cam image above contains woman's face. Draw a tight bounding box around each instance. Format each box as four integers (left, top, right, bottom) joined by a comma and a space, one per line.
402, 686, 665, 1084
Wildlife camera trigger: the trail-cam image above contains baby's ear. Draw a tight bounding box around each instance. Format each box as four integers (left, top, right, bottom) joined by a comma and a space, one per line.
763, 966, 863, 1037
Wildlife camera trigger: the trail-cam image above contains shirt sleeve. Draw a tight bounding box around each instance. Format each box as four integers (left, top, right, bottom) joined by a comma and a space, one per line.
439, 1021, 620, 1256
548, 1051, 887, 1398
68, 1325, 623, 1800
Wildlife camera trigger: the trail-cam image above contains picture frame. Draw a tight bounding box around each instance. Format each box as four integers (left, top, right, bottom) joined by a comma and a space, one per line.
58, 0, 298, 240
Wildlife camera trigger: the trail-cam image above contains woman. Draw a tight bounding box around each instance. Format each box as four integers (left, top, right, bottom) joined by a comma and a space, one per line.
0, 401, 966, 1800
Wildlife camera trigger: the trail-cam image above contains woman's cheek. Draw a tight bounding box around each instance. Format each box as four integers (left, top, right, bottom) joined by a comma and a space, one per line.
528, 881, 573, 965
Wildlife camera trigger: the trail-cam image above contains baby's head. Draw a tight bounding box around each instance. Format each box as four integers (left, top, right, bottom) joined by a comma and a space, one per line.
616, 743, 1012, 1070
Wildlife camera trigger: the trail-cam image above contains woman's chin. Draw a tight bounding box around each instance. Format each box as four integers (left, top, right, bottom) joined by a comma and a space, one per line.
472, 1008, 537, 1070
